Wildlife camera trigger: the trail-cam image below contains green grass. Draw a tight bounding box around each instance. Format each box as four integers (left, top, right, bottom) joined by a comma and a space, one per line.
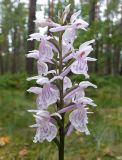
0, 74, 122, 159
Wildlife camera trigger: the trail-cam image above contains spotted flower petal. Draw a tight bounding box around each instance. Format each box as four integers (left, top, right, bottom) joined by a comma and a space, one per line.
79, 81, 97, 89
62, 27, 76, 44
71, 59, 89, 78
26, 50, 39, 59
30, 111, 59, 143
33, 122, 57, 143
69, 108, 90, 135
70, 10, 81, 24
36, 77, 49, 85
73, 97, 97, 107
62, 41, 72, 57
64, 81, 97, 102
27, 87, 42, 94
39, 40, 53, 59
79, 39, 95, 50
37, 60, 48, 75
28, 33, 51, 41
36, 84, 59, 109
63, 76, 72, 92
73, 19, 89, 30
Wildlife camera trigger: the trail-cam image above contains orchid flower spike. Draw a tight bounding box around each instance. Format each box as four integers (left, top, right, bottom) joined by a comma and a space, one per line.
26, 5, 97, 147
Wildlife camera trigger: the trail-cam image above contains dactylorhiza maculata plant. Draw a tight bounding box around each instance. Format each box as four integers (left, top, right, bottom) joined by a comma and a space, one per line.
26, 4, 97, 160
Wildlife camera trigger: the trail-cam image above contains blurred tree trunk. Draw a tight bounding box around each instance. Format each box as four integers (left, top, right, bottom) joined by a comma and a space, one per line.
112, 2, 121, 75
11, 27, 18, 73
26, 0, 36, 75
119, 4, 122, 75
89, 0, 99, 73
105, 0, 111, 74
0, 45, 4, 74
113, 45, 120, 75
89, 0, 97, 26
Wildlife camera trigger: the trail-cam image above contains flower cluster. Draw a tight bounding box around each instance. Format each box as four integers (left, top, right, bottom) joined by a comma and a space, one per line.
26, 4, 97, 143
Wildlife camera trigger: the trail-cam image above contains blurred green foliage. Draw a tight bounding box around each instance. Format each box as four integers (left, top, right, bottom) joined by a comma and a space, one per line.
0, 74, 122, 159
0, 73, 37, 90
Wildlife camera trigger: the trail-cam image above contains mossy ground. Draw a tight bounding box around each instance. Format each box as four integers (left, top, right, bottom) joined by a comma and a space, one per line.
0, 74, 122, 160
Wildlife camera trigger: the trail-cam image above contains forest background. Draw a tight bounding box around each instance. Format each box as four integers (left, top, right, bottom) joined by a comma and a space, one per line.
0, 0, 122, 160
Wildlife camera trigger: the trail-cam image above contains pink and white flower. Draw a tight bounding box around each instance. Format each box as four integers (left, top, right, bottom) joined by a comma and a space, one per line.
64, 81, 97, 103
58, 97, 95, 135
69, 107, 90, 135
70, 40, 96, 78
29, 110, 61, 142
28, 33, 58, 60
61, 39, 96, 78
27, 76, 63, 109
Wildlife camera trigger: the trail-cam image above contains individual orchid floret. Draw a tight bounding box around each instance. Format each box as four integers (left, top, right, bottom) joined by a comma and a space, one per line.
61, 39, 96, 78
70, 50, 96, 78
27, 85, 59, 110
34, 18, 60, 28
28, 33, 58, 60
39, 38, 59, 61
37, 58, 55, 76
63, 39, 95, 62
39, 39, 54, 60
64, 81, 97, 103
59, 97, 96, 115
29, 110, 61, 143
69, 107, 90, 135
27, 76, 63, 109
58, 98, 95, 135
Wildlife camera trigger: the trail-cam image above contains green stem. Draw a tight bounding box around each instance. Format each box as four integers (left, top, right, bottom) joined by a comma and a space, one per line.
59, 113, 65, 160
58, 32, 65, 160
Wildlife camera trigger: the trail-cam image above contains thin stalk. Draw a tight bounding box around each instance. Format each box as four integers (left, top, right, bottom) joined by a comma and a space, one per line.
58, 32, 65, 160
59, 113, 65, 160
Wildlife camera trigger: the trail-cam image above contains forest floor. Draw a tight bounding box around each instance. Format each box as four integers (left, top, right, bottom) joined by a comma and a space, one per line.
0, 74, 122, 160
